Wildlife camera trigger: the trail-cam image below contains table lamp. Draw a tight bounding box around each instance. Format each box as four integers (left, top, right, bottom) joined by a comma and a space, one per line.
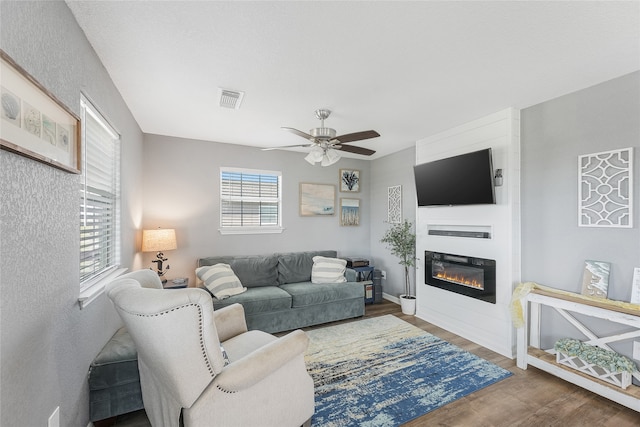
141, 228, 177, 283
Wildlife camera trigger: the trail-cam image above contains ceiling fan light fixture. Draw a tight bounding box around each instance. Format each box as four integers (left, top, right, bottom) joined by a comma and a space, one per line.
305, 146, 324, 165
321, 148, 341, 166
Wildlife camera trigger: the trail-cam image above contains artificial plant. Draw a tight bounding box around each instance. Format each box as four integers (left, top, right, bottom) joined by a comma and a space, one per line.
380, 219, 417, 297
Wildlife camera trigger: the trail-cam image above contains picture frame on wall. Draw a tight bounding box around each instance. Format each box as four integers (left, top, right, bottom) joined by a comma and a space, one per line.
0, 50, 81, 174
388, 185, 402, 223
340, 198, 360, 226
340, 169, 360, 192
299, 183, 335, 216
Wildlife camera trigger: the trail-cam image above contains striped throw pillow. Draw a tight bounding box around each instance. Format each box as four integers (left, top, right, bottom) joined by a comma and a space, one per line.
196, 264, 246, 300
311, 256, 347, 284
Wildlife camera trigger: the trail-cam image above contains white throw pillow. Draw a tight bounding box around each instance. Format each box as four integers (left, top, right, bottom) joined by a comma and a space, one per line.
196, 264, 247, 299
311, 256, 347, 284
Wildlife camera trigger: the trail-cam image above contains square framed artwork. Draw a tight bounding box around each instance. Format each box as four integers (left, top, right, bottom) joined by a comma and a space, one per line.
340, 198, 360, 226
0, 49, 80, 173
299, 183, 335, 216
340, 169, 360, 192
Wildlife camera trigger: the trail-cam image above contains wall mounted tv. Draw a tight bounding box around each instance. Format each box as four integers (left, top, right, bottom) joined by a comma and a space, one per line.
414, 148, 496, 206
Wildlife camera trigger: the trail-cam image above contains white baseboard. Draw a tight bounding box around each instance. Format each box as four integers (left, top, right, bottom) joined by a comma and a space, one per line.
382, 293, 400, 304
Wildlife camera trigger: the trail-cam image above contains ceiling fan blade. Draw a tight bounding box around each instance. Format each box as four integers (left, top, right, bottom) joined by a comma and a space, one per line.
282, 127, 314, 140
335, 144, 376, 156
261, 143, 313, 151
332, 130, 380, 144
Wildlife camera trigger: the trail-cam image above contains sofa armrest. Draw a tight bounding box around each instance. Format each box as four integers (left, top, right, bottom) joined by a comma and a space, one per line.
212, 304, 248, 342
345, 268, 357, 282
212, 329, 309, 392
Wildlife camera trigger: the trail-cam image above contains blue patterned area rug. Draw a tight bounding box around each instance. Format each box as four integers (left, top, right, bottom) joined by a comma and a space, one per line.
304, 315, 512, 426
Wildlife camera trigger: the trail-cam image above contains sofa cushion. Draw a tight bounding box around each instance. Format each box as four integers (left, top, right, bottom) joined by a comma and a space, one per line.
210, 286, 292, 315
89, 327, 139, 391
280, 282, 363, 308
196, 264, 247, 299
198, 255, 279, 287
277, 250, 337, 284
311, 256, 347, 284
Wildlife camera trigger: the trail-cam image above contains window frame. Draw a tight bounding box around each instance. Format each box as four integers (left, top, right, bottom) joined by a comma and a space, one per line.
78, 95, 123, 307
219, 167, 284, 235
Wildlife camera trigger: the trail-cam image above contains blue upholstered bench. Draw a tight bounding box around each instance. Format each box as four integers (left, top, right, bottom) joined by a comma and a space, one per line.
88, 327, 143, 422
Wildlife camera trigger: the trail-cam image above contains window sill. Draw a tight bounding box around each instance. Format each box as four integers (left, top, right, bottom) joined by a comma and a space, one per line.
78, 267, 128, 309
219, 227, 284, 235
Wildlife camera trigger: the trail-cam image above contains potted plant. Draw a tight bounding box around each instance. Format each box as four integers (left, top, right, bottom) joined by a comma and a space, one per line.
380, 219, 417, 315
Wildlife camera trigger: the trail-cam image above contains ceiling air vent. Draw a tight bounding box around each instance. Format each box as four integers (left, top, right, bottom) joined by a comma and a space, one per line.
218, 88, 244, 110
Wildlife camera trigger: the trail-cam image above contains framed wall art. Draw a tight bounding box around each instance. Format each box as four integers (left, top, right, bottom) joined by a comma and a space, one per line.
0, 50, 81, 174
340, 198, 360, 226
340, 169, 360, 192
578, 147, 633, 228
299, 183, 335, 216
388, 185, 402, 223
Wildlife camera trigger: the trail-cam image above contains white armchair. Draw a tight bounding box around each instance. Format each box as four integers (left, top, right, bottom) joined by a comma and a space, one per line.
106, 270, 314, 427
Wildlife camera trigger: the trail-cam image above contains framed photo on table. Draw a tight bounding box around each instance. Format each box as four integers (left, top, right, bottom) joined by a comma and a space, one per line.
0, 50, 81, 174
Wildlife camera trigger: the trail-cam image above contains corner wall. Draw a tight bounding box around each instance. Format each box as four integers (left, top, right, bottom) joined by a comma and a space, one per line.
415, 108, 521, 358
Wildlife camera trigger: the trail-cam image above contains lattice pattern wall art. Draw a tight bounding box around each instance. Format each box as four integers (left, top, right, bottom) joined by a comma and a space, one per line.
578, 147, 633, 228
388, 185, 402, 224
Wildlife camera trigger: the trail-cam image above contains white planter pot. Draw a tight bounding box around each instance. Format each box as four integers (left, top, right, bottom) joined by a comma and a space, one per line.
400, 295, 416, 315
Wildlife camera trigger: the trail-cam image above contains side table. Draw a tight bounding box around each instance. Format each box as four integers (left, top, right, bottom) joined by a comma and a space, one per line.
163, 278, 189, 289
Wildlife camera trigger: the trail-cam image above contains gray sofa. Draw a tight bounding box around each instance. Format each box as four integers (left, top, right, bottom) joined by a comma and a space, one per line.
197, 250, 365, 333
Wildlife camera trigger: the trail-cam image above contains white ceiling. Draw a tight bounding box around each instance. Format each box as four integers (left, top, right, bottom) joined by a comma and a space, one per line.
66, 1, 640, 160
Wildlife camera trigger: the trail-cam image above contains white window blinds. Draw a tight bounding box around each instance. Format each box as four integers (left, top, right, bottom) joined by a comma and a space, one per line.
220, 168, 282, 232
80, 97, 121, 287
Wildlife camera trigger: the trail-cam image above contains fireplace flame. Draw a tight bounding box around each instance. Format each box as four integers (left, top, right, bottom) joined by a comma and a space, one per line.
435, 272, 483, 290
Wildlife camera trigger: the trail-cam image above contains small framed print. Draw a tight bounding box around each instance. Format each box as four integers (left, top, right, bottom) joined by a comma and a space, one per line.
631, 268, 640, 304
340, 169, 360, 192
581, 260, 610, 299
340, 198, 360, 226
0, 50, 80, 173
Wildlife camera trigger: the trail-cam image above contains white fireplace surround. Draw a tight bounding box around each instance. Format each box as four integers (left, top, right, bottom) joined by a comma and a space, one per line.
415, 108, 521, 358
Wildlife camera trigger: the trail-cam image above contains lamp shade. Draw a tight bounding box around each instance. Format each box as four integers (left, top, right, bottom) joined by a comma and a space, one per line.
141, 228, 177, 252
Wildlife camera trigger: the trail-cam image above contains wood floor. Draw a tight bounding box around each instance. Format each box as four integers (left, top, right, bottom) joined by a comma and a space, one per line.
106, 300, 639, 427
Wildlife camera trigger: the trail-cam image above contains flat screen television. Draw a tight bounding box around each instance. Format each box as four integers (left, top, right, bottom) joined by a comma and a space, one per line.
414, 148, 496, 206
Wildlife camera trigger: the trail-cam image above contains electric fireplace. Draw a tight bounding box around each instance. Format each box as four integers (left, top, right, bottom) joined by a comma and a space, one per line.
424, 251, 496, 303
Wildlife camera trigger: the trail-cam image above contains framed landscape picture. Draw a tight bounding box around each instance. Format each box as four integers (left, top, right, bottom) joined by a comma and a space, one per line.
581, 260, 610, 299
340, 198, 360, 226
340, 169, 360, 192
300, 183, 335, 216
0, 50, 80, 174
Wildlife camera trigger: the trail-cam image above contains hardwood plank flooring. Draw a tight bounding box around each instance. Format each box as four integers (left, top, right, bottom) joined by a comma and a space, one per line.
105, 300, 639, 427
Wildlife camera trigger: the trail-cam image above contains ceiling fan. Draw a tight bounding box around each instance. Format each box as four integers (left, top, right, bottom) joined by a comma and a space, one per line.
264, 109, 380, 166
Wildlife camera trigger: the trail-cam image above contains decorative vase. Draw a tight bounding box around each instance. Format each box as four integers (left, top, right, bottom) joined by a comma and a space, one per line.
400, 295, 416, 315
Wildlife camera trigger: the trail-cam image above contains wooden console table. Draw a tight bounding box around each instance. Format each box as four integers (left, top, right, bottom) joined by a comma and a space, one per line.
516, 288, 640, 412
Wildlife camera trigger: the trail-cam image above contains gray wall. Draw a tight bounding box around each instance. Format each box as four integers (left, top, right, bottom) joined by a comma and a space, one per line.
141, 134, 373, 282
521, 71, 640, 353
0, 1, 144, 426
369, 147, 417, 300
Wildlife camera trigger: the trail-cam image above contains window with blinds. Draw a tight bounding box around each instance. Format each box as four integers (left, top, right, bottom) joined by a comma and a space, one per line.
80, 96, 121, 288
220, 168, 282, 234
